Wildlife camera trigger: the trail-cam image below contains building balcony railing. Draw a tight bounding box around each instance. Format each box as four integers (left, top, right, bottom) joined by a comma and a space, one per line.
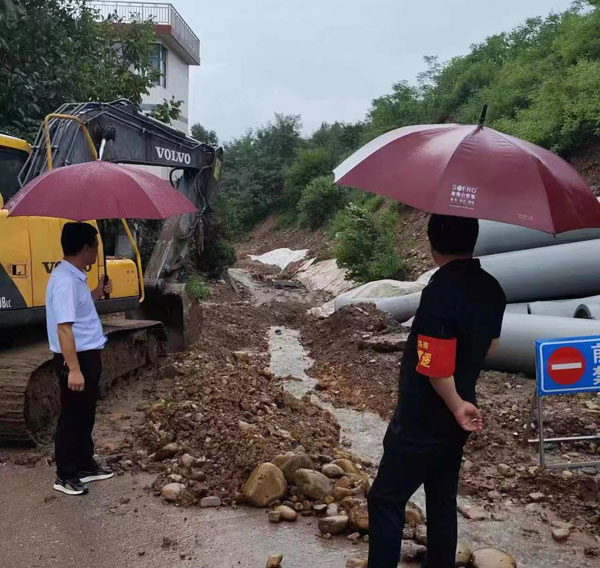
88, 1, 200, 65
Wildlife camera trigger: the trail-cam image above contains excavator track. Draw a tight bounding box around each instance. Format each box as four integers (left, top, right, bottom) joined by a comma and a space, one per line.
0, 319, 166, 445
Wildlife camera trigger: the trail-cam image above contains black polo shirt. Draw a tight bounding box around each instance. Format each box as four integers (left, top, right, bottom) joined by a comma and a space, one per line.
384, 258, 506, 451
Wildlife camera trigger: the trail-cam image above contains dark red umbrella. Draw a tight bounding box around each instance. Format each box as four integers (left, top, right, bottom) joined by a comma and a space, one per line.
333, 123, 600, 233
5, 160, 197, 220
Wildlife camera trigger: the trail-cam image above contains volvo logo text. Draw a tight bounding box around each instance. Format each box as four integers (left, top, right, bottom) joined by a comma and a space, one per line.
156, 147, 191, 165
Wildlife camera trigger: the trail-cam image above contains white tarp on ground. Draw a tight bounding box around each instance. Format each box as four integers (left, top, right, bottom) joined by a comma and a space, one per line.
249, 248, 309, 270
296, 258, 356, 296
311, 278, 426, 318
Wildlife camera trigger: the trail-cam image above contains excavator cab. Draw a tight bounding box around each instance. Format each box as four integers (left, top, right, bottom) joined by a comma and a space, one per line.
0, 134, 31, 207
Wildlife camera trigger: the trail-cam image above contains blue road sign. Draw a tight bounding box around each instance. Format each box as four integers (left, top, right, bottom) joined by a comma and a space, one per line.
536, 335, 600, 396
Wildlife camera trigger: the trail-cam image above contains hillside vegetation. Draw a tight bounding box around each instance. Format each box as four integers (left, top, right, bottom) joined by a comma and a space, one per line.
216, 1, 600, 282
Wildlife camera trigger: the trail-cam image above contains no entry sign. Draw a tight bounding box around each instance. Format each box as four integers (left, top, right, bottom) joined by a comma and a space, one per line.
536, 335, 600, 396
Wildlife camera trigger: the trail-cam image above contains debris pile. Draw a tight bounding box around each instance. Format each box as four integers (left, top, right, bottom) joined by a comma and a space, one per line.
110, 301, 346, 505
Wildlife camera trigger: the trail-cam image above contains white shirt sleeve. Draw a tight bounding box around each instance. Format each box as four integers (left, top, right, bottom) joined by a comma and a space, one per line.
51, 281, 78, 324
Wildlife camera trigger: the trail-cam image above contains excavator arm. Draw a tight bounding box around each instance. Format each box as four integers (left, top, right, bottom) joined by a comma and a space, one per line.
20, 99, 223, 290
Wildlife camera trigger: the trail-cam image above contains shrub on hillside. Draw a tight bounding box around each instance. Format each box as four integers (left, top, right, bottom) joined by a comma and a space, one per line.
297, 175, 348, 229
331, 204, 405, 283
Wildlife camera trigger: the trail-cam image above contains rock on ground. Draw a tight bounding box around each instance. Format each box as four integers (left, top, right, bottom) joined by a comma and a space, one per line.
455, 540, 472, 566
346, 560, 367, 568
318, 515, 349, 535
322, 463, 345, 478
294, 468, 333, 500
471, 548, 517, 568
243, 463, 288, 507
348, 502, 369, 532
266, 553, 283, 567
405, 501, 426, 526
273, 452, 315, 483
274, 505, 297, 522
161, 483, 186, 502
552, 528, 571, 542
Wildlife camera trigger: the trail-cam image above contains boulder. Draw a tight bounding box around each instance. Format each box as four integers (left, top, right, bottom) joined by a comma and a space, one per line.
274, 505, 298, 522
161, 483, 186, 502
401, 540, 427, 562
333, 476, 355, 501
405, 501, 425, 526
322, 463, 345, 478
179, 453, 195, 469
294, 469, 333, 500
340, 496, 366, 512
349, 502, 369, 532
497, 463, 515, 478
268, 510, 281, 523
414, 524, 427, 545
280, 453, 315, 483
154, 442, 179, 461
242, 463, 288, 507
266, 554, 283, 568
330, 458, 360, 476
318, 515, 349, 535
471, 548, 517, 568
200, 496, 221, 508
552, 528, 571, 542
455, 540, 472, 566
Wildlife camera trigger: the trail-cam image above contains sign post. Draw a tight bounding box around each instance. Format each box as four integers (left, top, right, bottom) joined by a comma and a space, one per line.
531, 335, 600, 470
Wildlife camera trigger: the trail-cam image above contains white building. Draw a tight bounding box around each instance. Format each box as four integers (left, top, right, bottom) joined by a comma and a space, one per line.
89, 1, 200, 133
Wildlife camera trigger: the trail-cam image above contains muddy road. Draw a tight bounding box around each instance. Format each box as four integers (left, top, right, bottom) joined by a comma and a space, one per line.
1, 261, 599, 568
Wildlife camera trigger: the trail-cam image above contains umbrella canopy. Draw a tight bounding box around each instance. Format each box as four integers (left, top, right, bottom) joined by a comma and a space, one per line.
333, 123, 600, 233
6, 160, 197, 220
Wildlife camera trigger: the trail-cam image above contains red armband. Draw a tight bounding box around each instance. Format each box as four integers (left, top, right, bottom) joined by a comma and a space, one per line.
416, 335, 457, 378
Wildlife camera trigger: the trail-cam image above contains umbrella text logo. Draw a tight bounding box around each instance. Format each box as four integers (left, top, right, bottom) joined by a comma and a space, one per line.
0, 297, 12, 309
450, 184, 478, 210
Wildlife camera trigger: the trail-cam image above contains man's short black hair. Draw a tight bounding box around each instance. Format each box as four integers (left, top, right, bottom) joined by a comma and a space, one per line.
61, 222, 98, 256
427, 214, 479, 256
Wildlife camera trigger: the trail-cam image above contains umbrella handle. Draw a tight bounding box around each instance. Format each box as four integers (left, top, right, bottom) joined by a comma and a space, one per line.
478, 104, 489, 127
120, 219, 145, 304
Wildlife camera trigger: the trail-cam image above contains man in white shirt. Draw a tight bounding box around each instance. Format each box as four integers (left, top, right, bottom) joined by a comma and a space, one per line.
46, 222, 114, 495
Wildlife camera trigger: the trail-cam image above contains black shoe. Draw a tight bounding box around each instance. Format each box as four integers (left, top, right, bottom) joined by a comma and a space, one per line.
53, 477, 88, 496
79, 465, 114, 483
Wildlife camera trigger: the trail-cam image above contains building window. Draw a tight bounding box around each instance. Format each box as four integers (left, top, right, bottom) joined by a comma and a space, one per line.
149, 43, 167, 88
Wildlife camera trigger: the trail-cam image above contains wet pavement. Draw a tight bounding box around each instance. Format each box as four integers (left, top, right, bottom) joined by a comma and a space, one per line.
0, 464, 367, 568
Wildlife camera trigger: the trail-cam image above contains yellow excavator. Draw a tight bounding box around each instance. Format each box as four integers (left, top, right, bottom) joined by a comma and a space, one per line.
0, 100, 222, 444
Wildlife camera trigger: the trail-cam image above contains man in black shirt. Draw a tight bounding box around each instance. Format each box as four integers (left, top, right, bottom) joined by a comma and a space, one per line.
367, 214, 506, 568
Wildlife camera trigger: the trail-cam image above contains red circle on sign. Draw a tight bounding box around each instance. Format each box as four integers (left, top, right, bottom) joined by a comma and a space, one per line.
547, 347, 586, 385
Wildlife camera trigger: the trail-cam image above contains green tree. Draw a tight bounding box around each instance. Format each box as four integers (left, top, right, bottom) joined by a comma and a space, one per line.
150, 96, 182, 125
0, 0, 159, 141
217, 114, 302, 233
297, 175, 347, 229
191, 122, 219, 145
331, 204, 404, 283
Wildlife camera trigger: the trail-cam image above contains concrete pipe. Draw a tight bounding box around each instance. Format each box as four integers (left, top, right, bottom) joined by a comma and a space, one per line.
505, 303, 530, 314
574, 303, 600, 320
528, 296, 600, 317
334, 292, 422, 323
485, 313, 600, 376
475, 220, 600, 256
479, 239, 600, 302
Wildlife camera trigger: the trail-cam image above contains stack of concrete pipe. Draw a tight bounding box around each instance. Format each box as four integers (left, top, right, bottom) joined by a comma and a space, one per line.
334, 219, 600, 375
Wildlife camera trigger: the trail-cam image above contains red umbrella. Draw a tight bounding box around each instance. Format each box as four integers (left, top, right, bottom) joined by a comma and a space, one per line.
5, 160, 197, 220
333, 123, 600, 233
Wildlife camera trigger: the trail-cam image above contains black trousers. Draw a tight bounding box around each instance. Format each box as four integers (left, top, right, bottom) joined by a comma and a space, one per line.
54, 350, 102, 479
367, 441, 464, 568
